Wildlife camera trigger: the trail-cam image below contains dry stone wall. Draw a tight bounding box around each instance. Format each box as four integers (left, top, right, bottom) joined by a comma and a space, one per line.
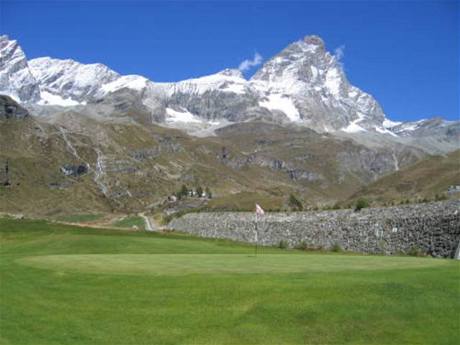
169, 200, 460, 258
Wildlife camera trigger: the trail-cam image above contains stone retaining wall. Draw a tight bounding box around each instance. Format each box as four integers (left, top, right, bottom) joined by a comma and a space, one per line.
169, 200, 460, 258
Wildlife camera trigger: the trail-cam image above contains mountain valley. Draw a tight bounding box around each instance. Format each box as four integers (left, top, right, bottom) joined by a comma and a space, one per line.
0, 34, 458, 218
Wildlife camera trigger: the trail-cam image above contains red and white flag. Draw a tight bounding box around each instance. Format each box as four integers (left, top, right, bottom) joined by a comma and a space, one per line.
255, 203, 265, 216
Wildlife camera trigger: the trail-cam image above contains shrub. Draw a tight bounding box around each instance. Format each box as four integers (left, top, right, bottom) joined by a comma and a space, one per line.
354, 198, 369, 212
288, 194, 303, 211
435, 193, 447, 201
296, 241, 309, 251
331, 202, 341, 210
179, 184, 188, 197
331, 243, 342, 252
296, 242, 324, 251
408, 246, 424, 257
278, 240, 288, 249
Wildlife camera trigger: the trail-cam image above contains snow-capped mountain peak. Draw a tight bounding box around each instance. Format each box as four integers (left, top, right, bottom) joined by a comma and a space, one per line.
28, 56, 120, 102
0, 35, 41, 103
302, 35, 326, 50
249, 35, 386, 132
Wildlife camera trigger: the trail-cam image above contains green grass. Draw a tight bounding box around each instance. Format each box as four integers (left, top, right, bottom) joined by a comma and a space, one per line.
1, 218, 459, 345
112, 215, 145, 229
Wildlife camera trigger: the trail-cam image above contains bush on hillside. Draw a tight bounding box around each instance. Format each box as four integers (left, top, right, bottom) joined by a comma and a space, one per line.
288, 194, 303, 211
354, 198, 369, 212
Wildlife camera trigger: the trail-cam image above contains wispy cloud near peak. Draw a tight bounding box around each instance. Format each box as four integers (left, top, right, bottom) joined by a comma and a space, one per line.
238, 52, 263, 72
334, 45, 345, 61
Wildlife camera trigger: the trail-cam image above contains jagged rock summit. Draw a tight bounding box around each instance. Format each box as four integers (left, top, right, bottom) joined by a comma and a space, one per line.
250, 35, 387, 132
0, 35, 41, 103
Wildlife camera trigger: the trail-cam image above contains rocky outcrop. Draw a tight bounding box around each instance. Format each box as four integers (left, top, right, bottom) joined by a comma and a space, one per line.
60, 164, 88, 177
169, 200, 460, 258
0, 95, 29, 119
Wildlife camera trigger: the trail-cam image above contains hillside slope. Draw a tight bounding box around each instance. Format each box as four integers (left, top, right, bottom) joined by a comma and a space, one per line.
348, 150, 460, 204
1, 94, 429, 216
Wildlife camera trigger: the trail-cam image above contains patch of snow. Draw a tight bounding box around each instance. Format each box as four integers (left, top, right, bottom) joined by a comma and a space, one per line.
375, 126, 398, 137
310, 66, 318, 80
399, 124, 418, 131
341, 112, 367, 133
38, 91, 81, 106
250, 72, 306, 95
348, 89, 358, 98
382, 118, 402, 129
259, 94, 300, 121
165, 107, 203, 123
325, 67, 341, 97
101, 75, 148, 94
342, 122, 366, 133
171, 70, 247, 95
221, 82, 246, 94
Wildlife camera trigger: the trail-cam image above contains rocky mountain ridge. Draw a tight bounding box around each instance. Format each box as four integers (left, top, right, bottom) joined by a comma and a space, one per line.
2, 34, 457, 147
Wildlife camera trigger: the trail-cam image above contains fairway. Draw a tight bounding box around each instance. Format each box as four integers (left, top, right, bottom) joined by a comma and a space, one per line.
1, 218, 459, 345
19, 253, 451, 275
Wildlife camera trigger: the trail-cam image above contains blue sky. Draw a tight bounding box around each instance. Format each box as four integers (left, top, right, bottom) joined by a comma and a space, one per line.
1, 0, 458, 121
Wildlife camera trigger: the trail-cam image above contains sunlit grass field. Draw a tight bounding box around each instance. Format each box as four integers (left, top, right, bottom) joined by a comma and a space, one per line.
1, 218, 459, 345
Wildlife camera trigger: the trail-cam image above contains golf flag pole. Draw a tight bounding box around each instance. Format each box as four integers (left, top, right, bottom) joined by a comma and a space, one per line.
255, 204, 265, 256
255, 212, 258, 256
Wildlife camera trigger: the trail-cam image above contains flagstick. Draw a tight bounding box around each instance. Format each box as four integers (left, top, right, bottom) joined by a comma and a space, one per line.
255, 212, 258, 257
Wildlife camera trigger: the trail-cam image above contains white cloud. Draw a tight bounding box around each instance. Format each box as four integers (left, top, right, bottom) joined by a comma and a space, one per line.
334, 45, 345, 61
238, 52, 263, 72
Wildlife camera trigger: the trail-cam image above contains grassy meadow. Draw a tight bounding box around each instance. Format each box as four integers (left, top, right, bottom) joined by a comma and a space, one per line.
0, 217, 459, 344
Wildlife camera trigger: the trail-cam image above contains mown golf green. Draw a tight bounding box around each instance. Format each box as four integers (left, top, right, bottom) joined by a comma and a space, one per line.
1, 218, 459, 345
